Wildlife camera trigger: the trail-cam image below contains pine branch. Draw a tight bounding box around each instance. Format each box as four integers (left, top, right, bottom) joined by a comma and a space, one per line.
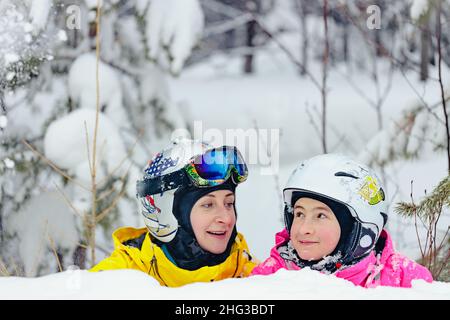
395, 175, 450, 278
395, 176, 450, 218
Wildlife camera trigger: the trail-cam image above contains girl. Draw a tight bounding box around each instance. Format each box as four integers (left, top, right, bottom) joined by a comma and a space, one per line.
91, 138, 257, 287
252, 154, 433, 288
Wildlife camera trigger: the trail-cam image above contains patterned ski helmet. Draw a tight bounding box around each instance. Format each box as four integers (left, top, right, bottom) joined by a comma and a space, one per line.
136, 138, 214, 242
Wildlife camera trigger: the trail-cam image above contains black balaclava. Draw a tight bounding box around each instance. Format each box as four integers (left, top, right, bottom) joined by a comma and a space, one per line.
287, 191, 356, 272
155, 179, 238, 271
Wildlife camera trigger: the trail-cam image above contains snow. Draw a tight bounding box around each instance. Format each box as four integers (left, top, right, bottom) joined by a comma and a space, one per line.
43, 108, 140, 213
138, 65, 171, 104
57, 30, 68, 42
3, 158, 15, 169
44, 108, 129, 186
410, 0, 429, 20
5, 192, 78, 277
136, 0, 150, 16
84, 0, 103, 10
0, 1, 52, 87
406, 110, 429, 154
28, 0, 52, 31
0, 268, 447, 299
145, 0, 204, 74
0, 115, 7, 128
5, 71, 15, 81
4, 53, 19, 65
6, 77, 67, 138
68, 53, 129, 128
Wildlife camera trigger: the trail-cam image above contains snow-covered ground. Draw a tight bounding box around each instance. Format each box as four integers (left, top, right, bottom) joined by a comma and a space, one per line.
0, 268, 448, 299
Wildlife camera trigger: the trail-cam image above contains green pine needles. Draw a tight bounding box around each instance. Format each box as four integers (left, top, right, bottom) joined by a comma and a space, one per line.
395, 175, 450, 281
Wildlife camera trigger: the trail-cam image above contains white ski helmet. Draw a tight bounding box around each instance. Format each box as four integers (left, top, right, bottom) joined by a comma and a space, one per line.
136, 138, 248, 242
283, 153, 388, 262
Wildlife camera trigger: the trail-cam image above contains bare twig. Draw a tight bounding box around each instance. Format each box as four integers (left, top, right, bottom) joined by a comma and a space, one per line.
30, 220, 48, 277
305, 104, 322, 140
336, 3, 445, 126
335, 3, 438, 81
435, 249, 450, 279
253, 16, 321, 90
0, 257, 10, 276
96, 157, 134, 223
52, 182, 84, 220
436, 0, 450, 173
398, 67, 445, 125
9, 257, 21, 277
47, 232, 63, 272
410, 180, 425, 259
88, 0, 102, 267
321, 0, 329, 153
436, 226, 450, 253
204, 13, 254, 37
201, 0, 244, 18
95, 185, 117, 203
22, 139, 90, 192
95, 183, 127, 224
96, 128, 144, 186
84, 121, 93, 177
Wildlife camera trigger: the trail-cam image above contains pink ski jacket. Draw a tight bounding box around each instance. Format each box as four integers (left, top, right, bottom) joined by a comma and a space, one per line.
252, 229, 433, 288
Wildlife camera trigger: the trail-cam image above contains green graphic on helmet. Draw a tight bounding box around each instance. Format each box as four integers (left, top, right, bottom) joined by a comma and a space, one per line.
358, 176, 385, 205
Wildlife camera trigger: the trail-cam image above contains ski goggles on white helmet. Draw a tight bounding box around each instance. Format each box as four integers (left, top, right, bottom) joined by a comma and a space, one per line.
136, 146, 248, 197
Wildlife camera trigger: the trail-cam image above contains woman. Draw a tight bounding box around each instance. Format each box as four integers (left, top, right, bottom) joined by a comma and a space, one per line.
91, 138, 258, 287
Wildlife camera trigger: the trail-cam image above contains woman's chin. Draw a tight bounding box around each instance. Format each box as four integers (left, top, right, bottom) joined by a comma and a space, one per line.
202, 242, 229, 255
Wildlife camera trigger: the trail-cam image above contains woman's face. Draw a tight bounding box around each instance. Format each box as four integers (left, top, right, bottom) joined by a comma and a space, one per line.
290, 197, 341, 261
190, 189, 236, 254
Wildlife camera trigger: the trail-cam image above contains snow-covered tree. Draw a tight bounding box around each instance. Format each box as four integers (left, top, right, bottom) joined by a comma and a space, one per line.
357, 101, 449, 167
1, 0, 204, 275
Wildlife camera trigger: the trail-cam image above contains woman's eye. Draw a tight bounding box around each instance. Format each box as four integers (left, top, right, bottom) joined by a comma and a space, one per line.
202, 203, 213, 208
318, 213, 327, 219
225, 202, 234, 208
295, 212, 304, 218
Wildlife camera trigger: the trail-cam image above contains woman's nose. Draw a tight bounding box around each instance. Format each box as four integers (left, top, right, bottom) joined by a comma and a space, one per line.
215, 206, 233, 224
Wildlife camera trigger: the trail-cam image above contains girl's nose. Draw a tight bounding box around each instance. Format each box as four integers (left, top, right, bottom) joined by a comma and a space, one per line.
296, 219, 315, 235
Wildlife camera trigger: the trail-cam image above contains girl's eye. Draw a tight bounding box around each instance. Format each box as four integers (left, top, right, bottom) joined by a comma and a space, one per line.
225, 202, 234, 208
295, 212, 304, 218
202, 203, 213, 208
318, 213, 327, 219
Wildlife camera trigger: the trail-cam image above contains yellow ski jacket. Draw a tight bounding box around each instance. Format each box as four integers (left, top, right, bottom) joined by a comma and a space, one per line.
90, 227, 258, 287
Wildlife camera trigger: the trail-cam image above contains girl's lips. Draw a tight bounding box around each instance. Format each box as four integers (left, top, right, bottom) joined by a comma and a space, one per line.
299, 240, 318, 245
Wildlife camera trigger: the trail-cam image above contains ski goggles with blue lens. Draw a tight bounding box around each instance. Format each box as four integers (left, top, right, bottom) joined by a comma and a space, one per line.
136, 146, 248, 197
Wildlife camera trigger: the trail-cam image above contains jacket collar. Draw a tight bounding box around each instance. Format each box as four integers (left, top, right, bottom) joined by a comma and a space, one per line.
112, 227, 254, 287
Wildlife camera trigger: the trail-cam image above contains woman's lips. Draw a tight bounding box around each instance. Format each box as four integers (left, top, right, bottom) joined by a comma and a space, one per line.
207, 231, 227, 238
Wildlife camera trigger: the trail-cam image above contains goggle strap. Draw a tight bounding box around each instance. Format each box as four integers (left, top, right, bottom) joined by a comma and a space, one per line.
136, 169, 191, 197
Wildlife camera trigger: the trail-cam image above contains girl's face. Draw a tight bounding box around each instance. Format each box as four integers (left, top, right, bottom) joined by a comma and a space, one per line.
290, 197, 341, 261
190, 190, 236, 254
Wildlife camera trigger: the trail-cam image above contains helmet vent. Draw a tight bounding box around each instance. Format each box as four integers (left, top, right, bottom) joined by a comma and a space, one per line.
334, 171, 359, 179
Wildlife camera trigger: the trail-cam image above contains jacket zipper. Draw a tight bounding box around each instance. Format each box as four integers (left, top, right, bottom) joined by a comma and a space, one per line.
149, 249, 168, 287
231, 250, 240, 277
